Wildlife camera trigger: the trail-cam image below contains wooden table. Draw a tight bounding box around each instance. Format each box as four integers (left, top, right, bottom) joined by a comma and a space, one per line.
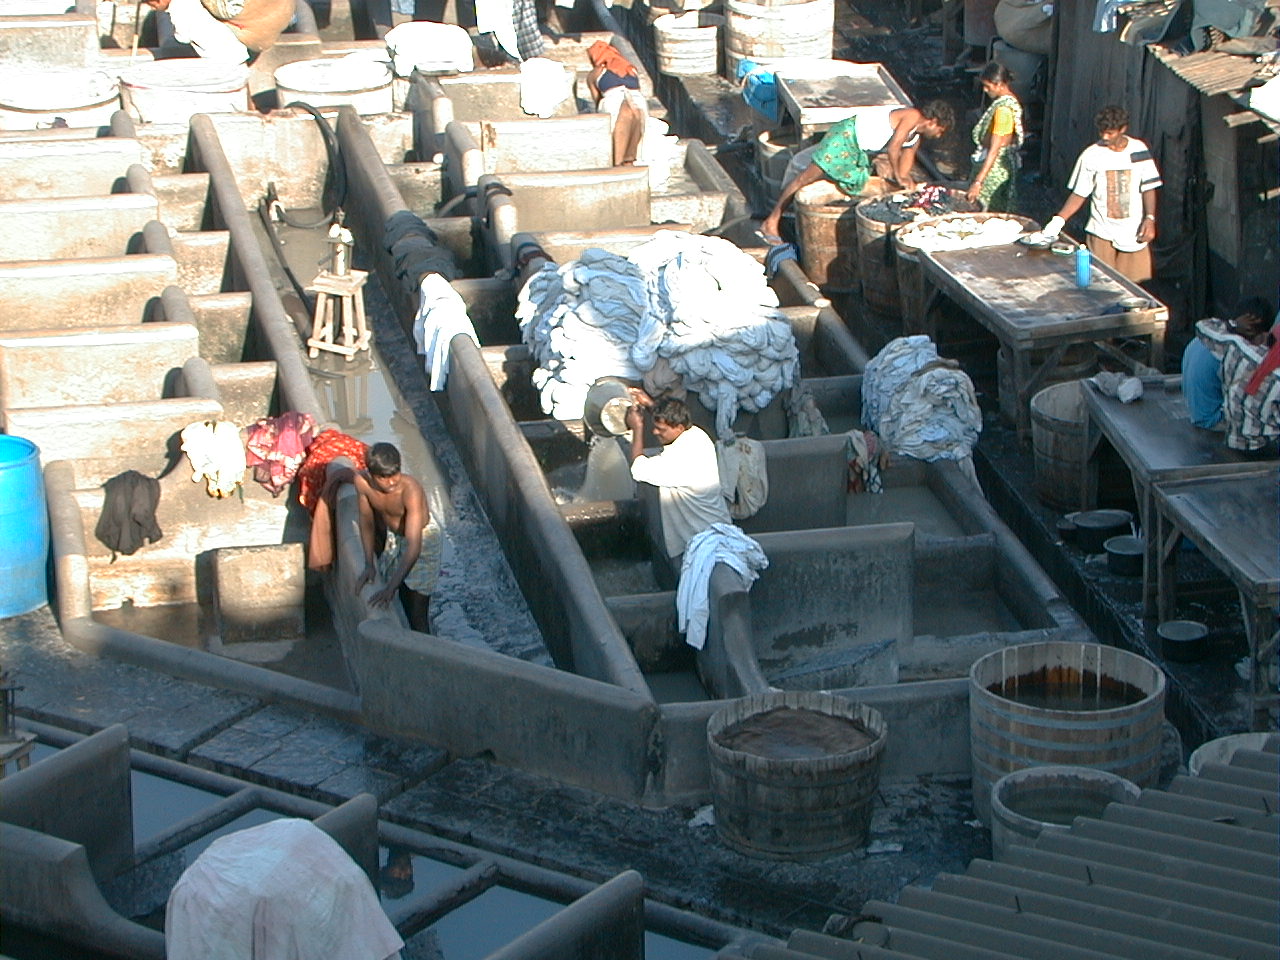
1153, 470, 1279, 729
916, 242, 1169, 433
774, 64, 912, 143
1081, 376, 1273, 615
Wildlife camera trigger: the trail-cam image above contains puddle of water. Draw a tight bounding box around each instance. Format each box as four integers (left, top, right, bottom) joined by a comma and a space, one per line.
377, 848, 465, 903
132, 771, 225, 844
430, 885, 561, 960
589, 556, 660, 597
645, 670, 709, 703
646, 931, 713, 960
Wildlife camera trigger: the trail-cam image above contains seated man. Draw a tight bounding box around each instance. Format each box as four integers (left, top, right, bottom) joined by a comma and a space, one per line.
625, 392, 730, 564
1182, 297, 1273, 430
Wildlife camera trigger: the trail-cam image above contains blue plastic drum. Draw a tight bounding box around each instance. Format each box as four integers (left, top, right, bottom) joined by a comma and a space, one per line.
0, 435, 49, 617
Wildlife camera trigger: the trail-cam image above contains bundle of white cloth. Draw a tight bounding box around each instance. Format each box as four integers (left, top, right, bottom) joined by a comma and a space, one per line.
412, 273, 479, 392
517, 251, 649, 419
677, 522, 768, 650
517, 231, 800, 435
862, 336, 982, 463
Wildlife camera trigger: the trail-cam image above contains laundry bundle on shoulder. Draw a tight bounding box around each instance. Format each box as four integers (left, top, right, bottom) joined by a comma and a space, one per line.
95, 470, 162, 562
180, 420, 246, 499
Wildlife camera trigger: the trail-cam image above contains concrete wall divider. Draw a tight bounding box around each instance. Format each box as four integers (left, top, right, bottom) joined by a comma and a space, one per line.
358, 620, 660, 801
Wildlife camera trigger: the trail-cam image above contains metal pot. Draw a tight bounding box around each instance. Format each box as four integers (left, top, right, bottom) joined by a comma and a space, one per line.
1056, 512, 1079, 544
1104, 535, 1144, 577
1158, 620, 1208, 663
1073, 509, 1133, 554
582, 378, 633, 437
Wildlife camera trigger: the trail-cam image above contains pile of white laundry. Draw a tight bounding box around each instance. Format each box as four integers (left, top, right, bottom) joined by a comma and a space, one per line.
896, 215, 1028, 253
861, 335, 982, 465
517, 231, 800, 438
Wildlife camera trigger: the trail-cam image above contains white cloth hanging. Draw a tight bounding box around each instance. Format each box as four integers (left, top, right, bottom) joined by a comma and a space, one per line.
677, 522, 768, 650
412, 273, 478, 392
180, 419, 246, 499
716, 436, 769, 519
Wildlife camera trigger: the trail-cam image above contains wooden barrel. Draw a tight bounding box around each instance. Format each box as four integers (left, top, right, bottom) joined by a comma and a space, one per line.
724, 0, 834, 77
708, 690, 887, 860
1028, 380, 1089, 511
895, 212, 1037, 334
795, 178, 890, 293
755, 128, 803, 203
654, 12, 724, 77
990, 765, 1139, 862
969, 641, 1165, 825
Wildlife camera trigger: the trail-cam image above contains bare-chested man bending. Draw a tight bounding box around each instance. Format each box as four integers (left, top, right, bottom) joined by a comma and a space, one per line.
350, 442, 437, 633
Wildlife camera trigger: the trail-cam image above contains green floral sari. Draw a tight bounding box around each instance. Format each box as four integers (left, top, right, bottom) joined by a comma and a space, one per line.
970, 94, 1024, 212
812, 115, 872, 197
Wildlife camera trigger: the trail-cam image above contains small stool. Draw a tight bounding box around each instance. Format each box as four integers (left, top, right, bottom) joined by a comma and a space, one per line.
307, 269, 371, 361
0, 730, 37, 778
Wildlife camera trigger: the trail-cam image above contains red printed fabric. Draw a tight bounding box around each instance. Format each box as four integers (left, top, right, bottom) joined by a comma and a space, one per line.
244, 411, 319, 497
1245, 335, 1280, 396
296, 430, 367, 513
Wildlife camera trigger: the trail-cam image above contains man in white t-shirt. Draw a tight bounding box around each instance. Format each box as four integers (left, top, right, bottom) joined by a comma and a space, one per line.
625, 392, 730, 562
1040, 104, 1162, 283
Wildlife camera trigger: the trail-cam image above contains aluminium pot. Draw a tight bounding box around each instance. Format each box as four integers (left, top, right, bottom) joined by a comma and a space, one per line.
1073, 509, 1132, 553
1158, 620, 1208, 663
1104, 535, 1144, 577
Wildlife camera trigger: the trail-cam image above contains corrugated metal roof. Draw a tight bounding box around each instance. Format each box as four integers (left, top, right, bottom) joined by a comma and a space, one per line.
1148, 46, 1272, 97
735, 734, 1280, 960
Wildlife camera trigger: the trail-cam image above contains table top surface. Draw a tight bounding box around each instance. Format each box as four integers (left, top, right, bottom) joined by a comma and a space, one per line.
918, 243, 1169, 343
1155, 470, 1280, 597
774, 66, 911, 126
1084, 377, 1272, 483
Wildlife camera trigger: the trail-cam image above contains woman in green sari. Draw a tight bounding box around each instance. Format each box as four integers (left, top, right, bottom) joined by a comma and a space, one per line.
966, 63, 1024, 212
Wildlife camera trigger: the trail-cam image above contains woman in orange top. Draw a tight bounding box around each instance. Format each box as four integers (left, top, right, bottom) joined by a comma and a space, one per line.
966, 63, 1024, 212
586, 40, 647, 165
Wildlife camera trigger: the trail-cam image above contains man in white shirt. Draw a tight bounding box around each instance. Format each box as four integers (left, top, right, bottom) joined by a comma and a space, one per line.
1040, 104, 1162, 283
625, 392, 730, 562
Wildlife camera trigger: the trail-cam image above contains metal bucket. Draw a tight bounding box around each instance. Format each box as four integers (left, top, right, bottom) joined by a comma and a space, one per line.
969, 641, 1165, 825
0, 436, 49, 618
582, 378, 633, 437
724, 0, 834, 77
708, 690, 887, 860
990, 764, 1140, 862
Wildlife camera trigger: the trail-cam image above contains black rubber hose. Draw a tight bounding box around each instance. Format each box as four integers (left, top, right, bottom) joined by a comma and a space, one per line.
279, 101, 347, 228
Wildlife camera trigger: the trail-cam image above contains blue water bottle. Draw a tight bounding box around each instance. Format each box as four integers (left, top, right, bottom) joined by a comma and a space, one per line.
1074, 244, 1091, 288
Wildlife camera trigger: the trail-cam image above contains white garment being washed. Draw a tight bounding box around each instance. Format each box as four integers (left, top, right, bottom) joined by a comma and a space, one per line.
412, 272, 479, 392
677, 522, 768, 650
630, 425, 730, 558
180, 419, 246, 499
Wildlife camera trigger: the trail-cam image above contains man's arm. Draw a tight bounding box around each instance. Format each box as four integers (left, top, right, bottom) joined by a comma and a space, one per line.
369, 477, 427, 607
883, 108, 923, 189
165, 0, 249, 62
1137, 187, 1158, 244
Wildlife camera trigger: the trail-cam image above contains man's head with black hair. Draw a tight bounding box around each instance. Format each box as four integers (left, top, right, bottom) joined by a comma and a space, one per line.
366, 442, 402, 478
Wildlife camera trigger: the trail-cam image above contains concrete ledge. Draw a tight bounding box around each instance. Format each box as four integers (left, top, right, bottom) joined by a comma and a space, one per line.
489, 167, 652, 233
358, 619, 661, 801
0, 254, 177, 327
0, 14, 100, 69
467, 116, 613, 176
9, 397, 223, 487
0, 137, 146, 199
0, 724, 133, 883
0, 194, 158, 260
486, 870, 645, 960
0, 322, 199, 409
0, 823, 164, 960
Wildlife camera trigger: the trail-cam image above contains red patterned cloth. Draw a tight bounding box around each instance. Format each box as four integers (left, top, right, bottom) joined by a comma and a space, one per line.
244, 411, 318, 497
296, 430, 367, 513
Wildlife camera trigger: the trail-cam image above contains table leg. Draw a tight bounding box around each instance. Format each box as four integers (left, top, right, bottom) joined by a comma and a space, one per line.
1156, 509, 1181, 624
1135, 483, 1157, 617
1013, 343, 1067, 436
1080, 409, 1103, 512
1148, 322, 1166, 373
1244, 600, 1279, 730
